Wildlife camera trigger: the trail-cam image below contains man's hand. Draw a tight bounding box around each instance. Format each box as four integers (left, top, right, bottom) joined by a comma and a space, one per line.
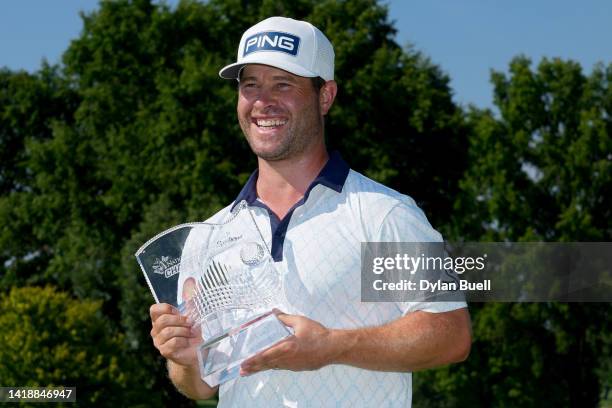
240, 308, 471, 376
150, 303, 201, 366
149, 303, 217, 400
240, 313, 339, 376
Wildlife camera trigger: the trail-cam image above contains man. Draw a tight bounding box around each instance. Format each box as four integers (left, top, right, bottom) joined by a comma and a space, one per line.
150, 16, 471, 407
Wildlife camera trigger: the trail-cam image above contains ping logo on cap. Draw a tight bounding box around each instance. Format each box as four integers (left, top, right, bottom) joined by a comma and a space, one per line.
243, 31, 300, 57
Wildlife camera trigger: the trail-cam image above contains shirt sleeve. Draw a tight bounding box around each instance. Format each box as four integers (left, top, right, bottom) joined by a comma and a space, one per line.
373, 198, 467, 314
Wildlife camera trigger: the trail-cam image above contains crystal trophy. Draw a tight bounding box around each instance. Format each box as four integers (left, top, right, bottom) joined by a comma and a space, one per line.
135, 201, 292, 386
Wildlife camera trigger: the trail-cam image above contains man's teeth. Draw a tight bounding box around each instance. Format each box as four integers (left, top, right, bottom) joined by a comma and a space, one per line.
256, 119, 287, 127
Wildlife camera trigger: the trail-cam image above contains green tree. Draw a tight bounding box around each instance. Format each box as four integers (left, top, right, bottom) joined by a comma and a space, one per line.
0, 286, 147, 407
0, 66, 79, 289
414, 57, 611, 407
453, 56, 610, 242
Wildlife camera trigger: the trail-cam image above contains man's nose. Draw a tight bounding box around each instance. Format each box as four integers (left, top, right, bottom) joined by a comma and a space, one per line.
253, 87, 277, 110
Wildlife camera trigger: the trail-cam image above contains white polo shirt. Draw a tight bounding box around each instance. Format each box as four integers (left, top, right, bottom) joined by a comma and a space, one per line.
210, 151, 466, 407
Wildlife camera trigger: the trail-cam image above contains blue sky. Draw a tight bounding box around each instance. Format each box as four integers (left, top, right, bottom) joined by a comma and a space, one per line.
1, 0, 610, 109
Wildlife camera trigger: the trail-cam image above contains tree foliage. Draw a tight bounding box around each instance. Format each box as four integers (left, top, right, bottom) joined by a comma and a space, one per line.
0, 286, 146, 407
414, 57, 612, 408
453, 56, 611, 242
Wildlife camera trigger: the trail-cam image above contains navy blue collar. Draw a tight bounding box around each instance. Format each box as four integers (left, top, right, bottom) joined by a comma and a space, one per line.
231, 151, 350, 210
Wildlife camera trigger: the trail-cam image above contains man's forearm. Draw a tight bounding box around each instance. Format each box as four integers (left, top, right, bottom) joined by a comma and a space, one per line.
328, 308, 471, 372
167, 360, 218, 400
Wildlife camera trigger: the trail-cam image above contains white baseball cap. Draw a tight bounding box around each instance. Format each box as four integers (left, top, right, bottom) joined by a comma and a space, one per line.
219, 16, 335, 81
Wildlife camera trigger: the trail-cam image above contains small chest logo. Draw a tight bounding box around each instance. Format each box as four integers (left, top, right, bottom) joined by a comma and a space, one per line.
243, 31, 300, 57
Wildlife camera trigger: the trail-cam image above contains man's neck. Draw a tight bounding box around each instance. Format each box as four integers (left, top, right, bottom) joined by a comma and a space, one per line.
256, 145, 328, 220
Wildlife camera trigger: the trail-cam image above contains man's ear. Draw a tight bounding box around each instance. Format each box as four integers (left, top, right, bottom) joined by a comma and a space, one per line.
319, 80, 338, 115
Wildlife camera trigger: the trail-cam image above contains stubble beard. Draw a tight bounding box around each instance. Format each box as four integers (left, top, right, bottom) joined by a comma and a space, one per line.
240, 101, 323, 162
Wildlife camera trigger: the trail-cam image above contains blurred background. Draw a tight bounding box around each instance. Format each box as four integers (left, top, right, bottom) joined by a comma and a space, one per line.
0, 0, 610, 406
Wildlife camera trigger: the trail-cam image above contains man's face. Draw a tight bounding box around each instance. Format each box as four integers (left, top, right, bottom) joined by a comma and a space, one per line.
237, 64, 323, 162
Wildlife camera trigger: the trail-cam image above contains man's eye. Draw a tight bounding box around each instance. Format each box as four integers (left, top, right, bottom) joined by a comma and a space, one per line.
277, 83, 291, 89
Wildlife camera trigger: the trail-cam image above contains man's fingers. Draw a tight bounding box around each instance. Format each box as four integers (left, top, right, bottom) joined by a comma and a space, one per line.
152, 325, 196, 348
150, 313, 192, 336
276, 313, 297, 327
241, 339, 296, 373
158, 336, 191, 359
260, 339, 296, 361
148, 304, 203, 367
276, 313, 301, 328
240, 358, 282, 375
241, 349, 286, 374
150, 303, 179, 321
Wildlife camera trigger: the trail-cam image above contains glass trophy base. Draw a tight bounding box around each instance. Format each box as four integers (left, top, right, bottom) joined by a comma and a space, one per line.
197, 311, 292, 386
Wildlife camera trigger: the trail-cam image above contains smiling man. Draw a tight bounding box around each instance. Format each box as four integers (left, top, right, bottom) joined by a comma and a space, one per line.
149, 16, 471, 407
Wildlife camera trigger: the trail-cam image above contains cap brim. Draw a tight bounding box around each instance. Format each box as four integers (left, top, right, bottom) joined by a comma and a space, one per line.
219, 56, 318, 80
218, 62, 247, 80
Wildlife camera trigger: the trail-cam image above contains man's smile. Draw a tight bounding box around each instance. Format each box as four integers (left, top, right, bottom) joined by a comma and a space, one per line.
252, 117, 288, 130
